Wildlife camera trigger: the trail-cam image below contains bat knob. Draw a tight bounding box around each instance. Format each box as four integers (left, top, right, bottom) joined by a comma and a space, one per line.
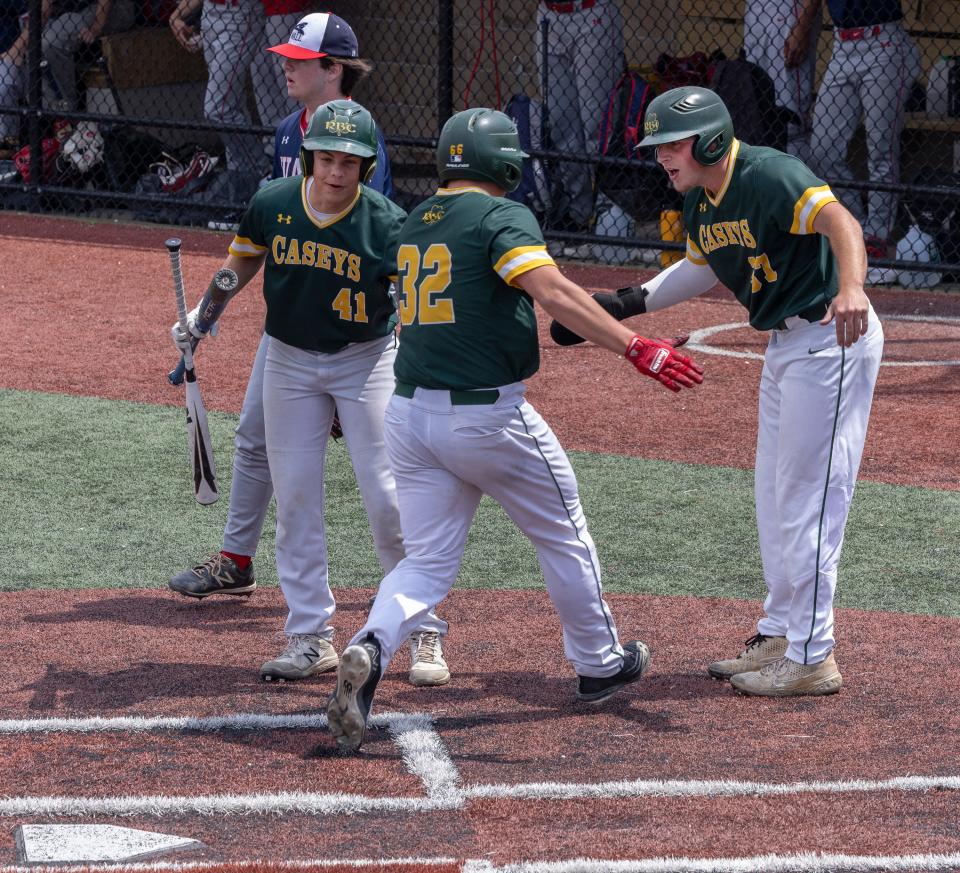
165, 237, 182, 252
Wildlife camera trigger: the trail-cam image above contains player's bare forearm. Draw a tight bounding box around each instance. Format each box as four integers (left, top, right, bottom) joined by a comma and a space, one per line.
518, 265, 635, 355
223, 252, 265, 293
813, 201, 871, 346
814, 201, 867, 286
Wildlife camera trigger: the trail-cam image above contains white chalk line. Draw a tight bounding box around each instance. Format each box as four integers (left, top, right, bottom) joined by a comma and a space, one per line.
687, 314, 960, 367
1, 853, 959, 873
465, 852, 960, 873
0, 859, 460, 873
0, 711, 460, 815
1, 711, 958, 817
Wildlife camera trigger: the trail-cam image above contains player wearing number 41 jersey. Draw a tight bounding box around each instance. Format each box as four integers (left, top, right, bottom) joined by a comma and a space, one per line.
326, 107, 703, 753
551, 86, 884, 697
171, 100, 448, 685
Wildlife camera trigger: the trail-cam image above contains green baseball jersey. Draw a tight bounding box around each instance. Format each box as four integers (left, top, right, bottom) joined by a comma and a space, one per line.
393, 187, 555, 390
682, 140, 840, 331
229, 177, 406, 351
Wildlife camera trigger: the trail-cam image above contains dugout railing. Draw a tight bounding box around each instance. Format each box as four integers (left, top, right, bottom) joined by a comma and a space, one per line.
1, 0, 959, 283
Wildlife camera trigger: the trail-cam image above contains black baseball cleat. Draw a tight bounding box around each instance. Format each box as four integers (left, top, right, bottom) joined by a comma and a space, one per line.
327, 632, 383, 752
576, 640, 651, 703
168, 553, 256, 599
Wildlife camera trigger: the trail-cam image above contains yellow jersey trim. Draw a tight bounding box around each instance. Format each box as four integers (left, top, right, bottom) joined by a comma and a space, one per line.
790, 185, 838, 234
686, 236, 707, 266
228, 236, 267, 258
705, 138, 741, 207
436, 186, 493, 198
495, 245, 555, 286
301, 179, 361, 230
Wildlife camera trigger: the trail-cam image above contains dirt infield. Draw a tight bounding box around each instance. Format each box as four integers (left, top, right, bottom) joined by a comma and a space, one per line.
2, 212, 958, 490
1, 212, 959, 868
0, 587, 957, 864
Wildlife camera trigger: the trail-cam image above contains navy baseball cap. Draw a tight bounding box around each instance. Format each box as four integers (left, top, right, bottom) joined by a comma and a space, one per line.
267, 12, 358, 60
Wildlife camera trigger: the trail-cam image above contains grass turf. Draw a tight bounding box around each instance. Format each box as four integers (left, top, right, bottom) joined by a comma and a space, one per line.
2, 389, 958, 616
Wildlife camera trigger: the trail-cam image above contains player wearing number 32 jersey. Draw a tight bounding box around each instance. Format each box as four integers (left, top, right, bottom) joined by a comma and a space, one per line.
326, 107, 704, 753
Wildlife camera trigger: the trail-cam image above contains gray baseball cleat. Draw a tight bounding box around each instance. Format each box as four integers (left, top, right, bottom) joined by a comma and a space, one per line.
730, 653, 843, 697
327, 632, 383, 752
260, 634, 338, 682
168, 553, 256, 599
707, 633, 787, 680
408, 631, 450, 687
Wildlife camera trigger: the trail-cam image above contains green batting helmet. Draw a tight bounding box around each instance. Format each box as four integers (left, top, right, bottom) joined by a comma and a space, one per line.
638, 86, 734, 166
300, 99, 378, 180
436, 108, 527, 193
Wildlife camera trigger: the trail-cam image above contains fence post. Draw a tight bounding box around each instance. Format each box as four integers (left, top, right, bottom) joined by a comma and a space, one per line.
24, 0, 43, 197
438, 0, 454, 127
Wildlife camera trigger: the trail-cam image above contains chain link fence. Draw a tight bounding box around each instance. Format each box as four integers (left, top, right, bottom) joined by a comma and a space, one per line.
1, 0, 958, 286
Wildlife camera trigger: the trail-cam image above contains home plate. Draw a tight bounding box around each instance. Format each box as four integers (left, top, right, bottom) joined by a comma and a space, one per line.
14, 824, 204, 863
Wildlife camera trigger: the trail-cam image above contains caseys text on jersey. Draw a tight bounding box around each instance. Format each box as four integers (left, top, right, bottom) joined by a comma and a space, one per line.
271, 236, 362, 281
696, 218, 758, 254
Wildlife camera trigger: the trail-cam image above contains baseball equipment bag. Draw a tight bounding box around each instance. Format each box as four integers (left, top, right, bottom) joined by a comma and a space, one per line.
708, 57, 788, 151
595, 69, 675, 222
505, 93, 553, 219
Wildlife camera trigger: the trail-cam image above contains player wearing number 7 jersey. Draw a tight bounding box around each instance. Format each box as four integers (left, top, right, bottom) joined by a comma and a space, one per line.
184, 99, 448, 683
553, 86, 884, 697
326, 107, 703, 753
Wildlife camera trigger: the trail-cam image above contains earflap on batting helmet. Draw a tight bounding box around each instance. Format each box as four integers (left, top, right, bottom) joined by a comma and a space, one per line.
436, 108, 527, 193
300, 98, 378, 181
638, 86, 734, 166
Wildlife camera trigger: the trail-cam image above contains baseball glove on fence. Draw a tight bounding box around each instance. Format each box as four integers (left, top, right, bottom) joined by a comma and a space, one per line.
550, 286, 649, 346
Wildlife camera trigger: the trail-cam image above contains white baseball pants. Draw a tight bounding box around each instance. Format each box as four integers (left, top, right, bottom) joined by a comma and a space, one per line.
353, 383, 628, 679
809, 21, 921, 240
743, 0, 820, 161
754, 308, 883, 664
535, 0, 624, 226
260, 334, 444, 638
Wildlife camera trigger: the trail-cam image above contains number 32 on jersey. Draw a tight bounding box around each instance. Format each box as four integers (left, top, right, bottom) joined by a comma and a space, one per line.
397, 244, 456, 325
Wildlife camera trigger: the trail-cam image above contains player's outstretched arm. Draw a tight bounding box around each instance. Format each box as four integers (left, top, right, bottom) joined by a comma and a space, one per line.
549, 256, 718, 346
170, 253, 264, 353
517, 265, 704, 392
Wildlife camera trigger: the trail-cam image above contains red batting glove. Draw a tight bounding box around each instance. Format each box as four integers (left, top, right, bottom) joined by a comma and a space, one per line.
625, 334, 704, 392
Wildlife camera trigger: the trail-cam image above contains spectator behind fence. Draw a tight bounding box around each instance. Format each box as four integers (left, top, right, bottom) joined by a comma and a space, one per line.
743, 0, 821, 161
0, 0, 29, 148
808, 0, 921, 284
0, 0, 133, 139
168, 0, 266, 180
535, 0, 624, 233
250, 0, 306, 130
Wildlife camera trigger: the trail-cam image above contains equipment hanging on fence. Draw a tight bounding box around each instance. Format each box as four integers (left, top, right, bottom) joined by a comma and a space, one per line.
505, 93, 553, 219
708, 56, 789, 151
595, 67, 674, 223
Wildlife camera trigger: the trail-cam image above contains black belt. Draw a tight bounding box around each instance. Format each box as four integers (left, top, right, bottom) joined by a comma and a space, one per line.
773, 300, 829, 331
394, 381, 500, 405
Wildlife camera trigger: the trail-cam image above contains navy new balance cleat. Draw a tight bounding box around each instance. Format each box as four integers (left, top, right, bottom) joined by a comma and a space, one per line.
327, 632, 383, 752
576, 640, 651, 702
168, 553, 256, 599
